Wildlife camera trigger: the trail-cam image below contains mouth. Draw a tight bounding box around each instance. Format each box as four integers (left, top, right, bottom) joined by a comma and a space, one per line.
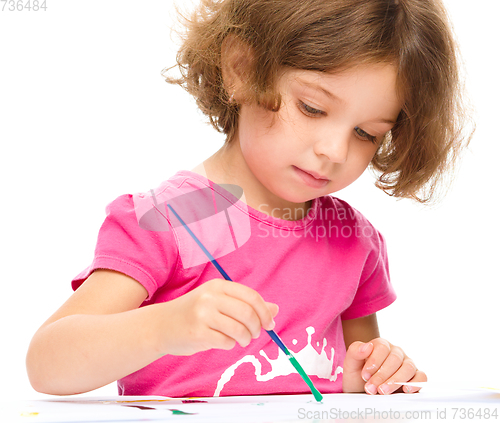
293, 166, 330, 188
302, 168, 329, 181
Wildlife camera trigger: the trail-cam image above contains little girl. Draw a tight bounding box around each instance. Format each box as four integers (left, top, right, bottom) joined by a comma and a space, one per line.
27, 0, 471, 398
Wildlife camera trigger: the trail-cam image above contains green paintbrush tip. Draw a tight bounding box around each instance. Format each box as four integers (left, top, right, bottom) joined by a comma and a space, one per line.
264, 330, 323, 401
287, 354, 323, 402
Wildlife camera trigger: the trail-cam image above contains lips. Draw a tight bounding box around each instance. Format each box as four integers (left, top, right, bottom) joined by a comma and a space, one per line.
301, 168, 329, 181
293, 166, 330, 189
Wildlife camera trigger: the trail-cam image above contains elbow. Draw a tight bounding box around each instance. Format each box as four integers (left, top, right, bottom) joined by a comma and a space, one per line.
26, 348, 49, 394
26, 338, 95, 396
26, 340, 54, 395
25, 336, 72, 396
26, 356, 80, 396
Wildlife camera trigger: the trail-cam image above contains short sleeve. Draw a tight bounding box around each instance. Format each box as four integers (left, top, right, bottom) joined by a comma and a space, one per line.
71, 194, 180, 300
341, 228, 396, 320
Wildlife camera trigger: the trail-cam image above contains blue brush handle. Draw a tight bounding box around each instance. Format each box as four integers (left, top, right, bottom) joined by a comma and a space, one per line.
264, 329, 291, 355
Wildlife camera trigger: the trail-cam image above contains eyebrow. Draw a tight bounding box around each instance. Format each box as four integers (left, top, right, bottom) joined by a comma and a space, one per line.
295, 78, 397, 124
371, 118, 396, 124
296, 78, 344, 104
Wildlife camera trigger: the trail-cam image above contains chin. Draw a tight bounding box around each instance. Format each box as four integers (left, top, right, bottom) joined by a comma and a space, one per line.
280, 190, 320, 205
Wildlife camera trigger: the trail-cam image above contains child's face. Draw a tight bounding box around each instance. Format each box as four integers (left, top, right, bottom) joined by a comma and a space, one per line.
234, 64, 402, 209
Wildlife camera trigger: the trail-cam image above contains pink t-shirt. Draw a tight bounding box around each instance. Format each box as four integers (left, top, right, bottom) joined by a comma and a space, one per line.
72, 170, 396, 397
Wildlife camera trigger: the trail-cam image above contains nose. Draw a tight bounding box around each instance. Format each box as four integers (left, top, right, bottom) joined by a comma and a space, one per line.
313, 131, 350, 164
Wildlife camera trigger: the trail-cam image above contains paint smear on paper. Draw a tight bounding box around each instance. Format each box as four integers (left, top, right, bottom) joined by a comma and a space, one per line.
115, 398, 172, 403
170, 409, 197, 415
123, 405, 156, 410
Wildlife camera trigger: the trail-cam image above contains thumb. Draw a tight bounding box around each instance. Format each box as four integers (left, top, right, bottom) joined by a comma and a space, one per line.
342, 341, 374, 392
343, 341, 374, 373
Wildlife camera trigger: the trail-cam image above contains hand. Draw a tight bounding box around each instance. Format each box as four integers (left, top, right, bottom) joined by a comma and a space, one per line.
342, 338, 427, 395
158, 279, 279, 356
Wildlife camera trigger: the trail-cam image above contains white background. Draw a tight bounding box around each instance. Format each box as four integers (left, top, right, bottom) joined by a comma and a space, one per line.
0, 0, 498, 400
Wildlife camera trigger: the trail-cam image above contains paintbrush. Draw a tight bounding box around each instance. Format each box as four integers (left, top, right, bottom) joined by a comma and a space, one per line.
166, 203, 323, 402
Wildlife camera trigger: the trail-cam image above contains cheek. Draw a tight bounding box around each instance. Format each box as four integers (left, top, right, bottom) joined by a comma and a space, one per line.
351, 142, 379, 166
240, 108, 293, 164
242, 137, 286, 179
342, 144, 378, 184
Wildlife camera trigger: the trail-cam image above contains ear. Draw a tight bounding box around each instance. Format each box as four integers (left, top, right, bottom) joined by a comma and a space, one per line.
221, 34, 255, 103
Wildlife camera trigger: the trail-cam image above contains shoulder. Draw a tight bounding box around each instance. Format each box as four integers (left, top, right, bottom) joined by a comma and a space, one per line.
131, 170, 234, 233
104, 171, 206, 229
98, 171, 207, 265
105, 171, 194, 212
73, 172, 201, 298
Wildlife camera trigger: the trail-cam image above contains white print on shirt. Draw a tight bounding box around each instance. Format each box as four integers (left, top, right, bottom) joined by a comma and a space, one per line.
214, 326, 343, 396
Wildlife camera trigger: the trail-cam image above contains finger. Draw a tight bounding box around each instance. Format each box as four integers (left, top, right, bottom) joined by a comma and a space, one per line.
217, 297, 263, 339
364, 343, 404, 395
209, 311, 254, 348
266, 302, 279, 318
203, 326, 237, 351
403, 370, 428, 394
375, 357, 418, 395
371, 346, 405, 382
360, 338, 392, 384
179, 316, 237, 354
222, 282, 277, 331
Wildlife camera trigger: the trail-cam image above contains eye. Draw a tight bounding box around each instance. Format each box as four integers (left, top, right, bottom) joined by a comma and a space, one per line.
298, 101, 326, 117
354, 127, 377, 144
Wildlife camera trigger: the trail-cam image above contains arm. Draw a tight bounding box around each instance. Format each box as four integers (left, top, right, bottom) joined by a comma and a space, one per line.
26, 269, 278, 395
341, 313, 427, 394
342, 313, 380, 348
26, 269, 162, 395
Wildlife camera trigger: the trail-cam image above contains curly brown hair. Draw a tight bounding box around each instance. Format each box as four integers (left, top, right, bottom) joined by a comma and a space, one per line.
163, 0, 474, 203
